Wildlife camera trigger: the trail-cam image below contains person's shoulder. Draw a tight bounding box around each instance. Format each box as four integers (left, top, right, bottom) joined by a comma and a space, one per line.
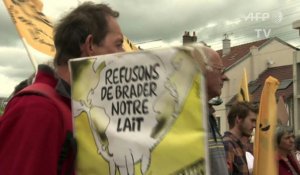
1, 94, 63, 131
223, 138, 235, 147
5, 94, 61, 116
222, 131, 233, 141
222, 134, 235, 148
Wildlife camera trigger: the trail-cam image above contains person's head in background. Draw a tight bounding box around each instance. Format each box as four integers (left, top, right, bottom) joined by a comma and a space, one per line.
276, 125, 295, 154
54, 2, 124, 84
203, 47, 229, 101
227, 101, 258, 138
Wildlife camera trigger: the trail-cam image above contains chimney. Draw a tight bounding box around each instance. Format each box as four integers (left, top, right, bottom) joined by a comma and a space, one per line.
250, 45, 258, 56
182, 31, 197, 45
192, 31, 197, 42
183, 31, 190, 45
250, 46, 258, 80
222, 39, 231, 56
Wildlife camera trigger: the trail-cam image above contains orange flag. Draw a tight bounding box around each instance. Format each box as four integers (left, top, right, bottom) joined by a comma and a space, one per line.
2, 0, 139, 58
237, 68, 250, 102
3, 0, 55, 56
253, 76, 279, 175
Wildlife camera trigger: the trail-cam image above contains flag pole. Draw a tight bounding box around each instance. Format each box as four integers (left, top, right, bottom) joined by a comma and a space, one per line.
22, 38, 38, 72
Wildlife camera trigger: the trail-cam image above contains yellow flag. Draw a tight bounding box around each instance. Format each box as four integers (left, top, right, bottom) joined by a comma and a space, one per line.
2, 0, 139, 57
253, 76, 279, 175
237, 68, 250, 102
123, 36, 139, 52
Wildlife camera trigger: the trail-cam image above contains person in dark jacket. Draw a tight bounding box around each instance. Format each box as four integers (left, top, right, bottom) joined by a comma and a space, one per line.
295, 135, 300, 165
276, 125, 300, 175
0, 2, 124, 175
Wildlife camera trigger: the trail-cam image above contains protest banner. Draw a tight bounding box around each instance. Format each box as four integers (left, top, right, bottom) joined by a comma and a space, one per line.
70, 46, 208, 175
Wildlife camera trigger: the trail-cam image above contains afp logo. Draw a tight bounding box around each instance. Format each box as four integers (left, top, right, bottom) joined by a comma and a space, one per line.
244, 11, 283, 24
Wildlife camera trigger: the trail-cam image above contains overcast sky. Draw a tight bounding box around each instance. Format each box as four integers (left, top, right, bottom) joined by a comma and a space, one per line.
1, 0, 300, 97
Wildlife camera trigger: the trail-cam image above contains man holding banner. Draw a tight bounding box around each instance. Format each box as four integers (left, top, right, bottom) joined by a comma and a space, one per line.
0, 2, 124, 175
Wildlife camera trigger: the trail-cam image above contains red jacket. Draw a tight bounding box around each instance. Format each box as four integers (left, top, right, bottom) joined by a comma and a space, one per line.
0, 66, 75, 175
279, 154, 300, 175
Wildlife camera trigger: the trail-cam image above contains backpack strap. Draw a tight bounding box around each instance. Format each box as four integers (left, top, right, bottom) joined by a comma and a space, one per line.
17, 83, 72, 131
16, 83, 76, 175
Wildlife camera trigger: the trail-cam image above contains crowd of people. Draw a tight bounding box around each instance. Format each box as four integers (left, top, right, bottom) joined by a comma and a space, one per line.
0, 1, 300, 175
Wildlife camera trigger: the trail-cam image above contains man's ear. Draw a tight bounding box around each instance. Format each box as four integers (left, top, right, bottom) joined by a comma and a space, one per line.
236, 116, 242, 124
81, 34, 93, 57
